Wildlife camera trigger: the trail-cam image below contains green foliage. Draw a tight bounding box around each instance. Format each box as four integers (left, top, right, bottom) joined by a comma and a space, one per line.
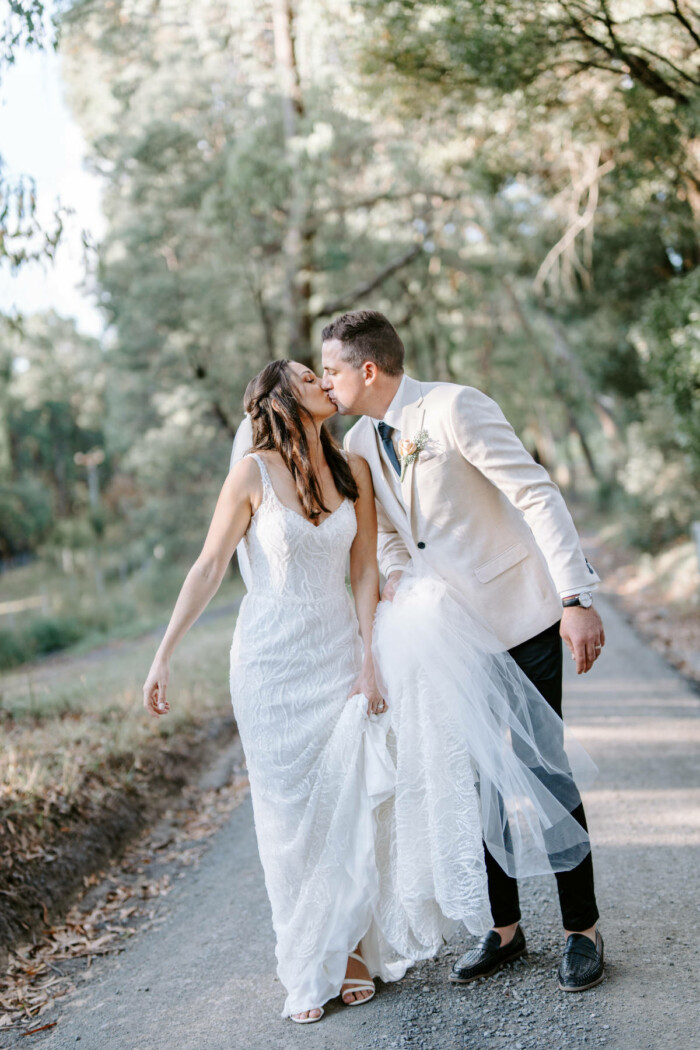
0, 477, 52, 556
4, 0, 700, 609
354, 0, 700, 538
0, 615, 86, 670
0, 626, 28, 669
0, 313, 109, 557
26, 614, 85, 654
1, 2, 55, 67
637, 268, 700, 464
0, 3, 67, 266
615, 394, 700, 551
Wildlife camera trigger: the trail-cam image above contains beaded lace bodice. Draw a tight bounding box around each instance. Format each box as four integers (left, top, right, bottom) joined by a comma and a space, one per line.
241, 453, 357, 601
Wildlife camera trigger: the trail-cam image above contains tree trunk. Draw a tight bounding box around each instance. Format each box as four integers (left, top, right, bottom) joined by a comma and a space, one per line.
501, 278, 602, 482
272, 0, 314, 367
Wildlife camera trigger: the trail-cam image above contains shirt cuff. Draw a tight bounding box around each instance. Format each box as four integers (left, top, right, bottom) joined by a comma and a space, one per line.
559, 583, 599, 599
383, 564, 407, 579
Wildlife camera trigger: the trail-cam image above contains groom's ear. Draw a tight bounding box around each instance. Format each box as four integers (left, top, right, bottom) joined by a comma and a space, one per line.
362, 361, 378, 385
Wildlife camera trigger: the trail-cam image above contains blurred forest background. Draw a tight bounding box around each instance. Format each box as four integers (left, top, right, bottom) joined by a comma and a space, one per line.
1, 6, 700, 991
2, 1, 699, 1017
1, 0, 699, 670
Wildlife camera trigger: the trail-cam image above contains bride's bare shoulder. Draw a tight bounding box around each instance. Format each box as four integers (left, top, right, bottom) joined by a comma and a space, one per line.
226, 454, 264, 493
249, 449, 284, 469
346, 452, 372, 488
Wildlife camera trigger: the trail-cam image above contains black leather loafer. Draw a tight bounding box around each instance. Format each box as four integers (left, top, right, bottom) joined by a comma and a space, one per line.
449, 925, 527, 983
558, 929, 604, 991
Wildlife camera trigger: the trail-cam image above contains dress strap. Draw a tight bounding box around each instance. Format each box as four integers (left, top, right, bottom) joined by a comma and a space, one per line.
247, 452, 274, 502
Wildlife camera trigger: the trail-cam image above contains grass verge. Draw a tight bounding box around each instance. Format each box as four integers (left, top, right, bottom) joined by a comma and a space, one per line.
0, 595, 243, 969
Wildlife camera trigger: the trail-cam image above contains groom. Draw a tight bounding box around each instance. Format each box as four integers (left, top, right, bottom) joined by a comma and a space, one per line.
320, 309, 605, 992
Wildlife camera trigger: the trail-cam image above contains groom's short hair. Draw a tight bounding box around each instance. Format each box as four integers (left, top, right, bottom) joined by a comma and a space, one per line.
321, 310, 404, 376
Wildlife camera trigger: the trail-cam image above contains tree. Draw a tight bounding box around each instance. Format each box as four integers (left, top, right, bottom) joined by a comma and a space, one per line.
56, 0, 459, 542
0, 312, 107, 555
353, 0, 699, 504
0, 1, 67, 268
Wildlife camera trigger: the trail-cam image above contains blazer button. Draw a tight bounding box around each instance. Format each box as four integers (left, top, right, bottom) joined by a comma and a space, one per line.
417, 541, 426, 549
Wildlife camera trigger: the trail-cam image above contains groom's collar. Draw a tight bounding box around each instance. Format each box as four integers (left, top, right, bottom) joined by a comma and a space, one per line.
372, 374, 422, 433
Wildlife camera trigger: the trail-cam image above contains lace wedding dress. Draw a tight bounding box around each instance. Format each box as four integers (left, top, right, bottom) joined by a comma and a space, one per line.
229, 453, 410, 1018
229, 452, 596, 1018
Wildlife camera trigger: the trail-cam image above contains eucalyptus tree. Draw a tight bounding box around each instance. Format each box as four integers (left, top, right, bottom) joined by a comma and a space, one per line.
353, 0, 700, 535
0, 311, 106, 557
56, 0, 471, 549
0, 0, 67, 268
60, 0, 451, 385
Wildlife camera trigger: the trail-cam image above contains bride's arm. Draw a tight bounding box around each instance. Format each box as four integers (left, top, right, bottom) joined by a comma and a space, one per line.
142, 457, 260, 718
347, 454, 384, 714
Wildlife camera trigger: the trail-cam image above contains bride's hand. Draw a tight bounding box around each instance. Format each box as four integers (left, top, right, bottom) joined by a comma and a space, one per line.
381, 571, 403, 603
143, 658, 170, 717
348, 662, 387, 716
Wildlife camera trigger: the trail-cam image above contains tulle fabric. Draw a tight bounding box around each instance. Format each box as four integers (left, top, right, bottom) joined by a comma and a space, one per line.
229, 413, 253, 588
372, 567, 597, 945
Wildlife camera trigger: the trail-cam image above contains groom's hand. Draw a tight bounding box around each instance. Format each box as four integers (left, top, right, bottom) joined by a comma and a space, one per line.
560, 606, 605, 674
381, 571, 403, 602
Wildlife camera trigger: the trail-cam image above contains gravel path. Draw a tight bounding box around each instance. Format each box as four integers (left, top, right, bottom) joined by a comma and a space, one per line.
10, 595, 700, 1050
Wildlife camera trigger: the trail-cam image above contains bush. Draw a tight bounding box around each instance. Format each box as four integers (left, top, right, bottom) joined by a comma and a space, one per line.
616, 399, 700, 552
0, 629, 33, 671
0, 479, 53, 558
0, 604, 142, 671
0, 615, 89, 671
136, 561, 188, 606
636, 269, 700, 469
25, 616, 86, 656
85, 599, 138, 635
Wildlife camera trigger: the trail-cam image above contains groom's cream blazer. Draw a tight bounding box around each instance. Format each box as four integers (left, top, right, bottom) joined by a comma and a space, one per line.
344, 376, 600, 651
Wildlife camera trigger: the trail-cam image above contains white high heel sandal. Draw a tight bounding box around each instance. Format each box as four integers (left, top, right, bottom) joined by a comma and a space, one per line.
290, 1007, 324, 1024
341, 951, 376, 1006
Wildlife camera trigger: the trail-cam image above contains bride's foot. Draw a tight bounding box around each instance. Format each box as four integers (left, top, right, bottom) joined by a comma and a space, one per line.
290, 1007, 324, 1023
341, 948, 375, 1005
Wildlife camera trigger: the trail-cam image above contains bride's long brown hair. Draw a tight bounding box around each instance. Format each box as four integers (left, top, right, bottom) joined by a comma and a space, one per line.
244, 360, 359, 521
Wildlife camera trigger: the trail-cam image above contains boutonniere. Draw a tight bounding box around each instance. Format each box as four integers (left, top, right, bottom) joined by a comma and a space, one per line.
398, 429, 430, 482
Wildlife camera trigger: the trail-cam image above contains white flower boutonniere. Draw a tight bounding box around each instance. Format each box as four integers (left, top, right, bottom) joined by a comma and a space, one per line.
398, 429, 430, 482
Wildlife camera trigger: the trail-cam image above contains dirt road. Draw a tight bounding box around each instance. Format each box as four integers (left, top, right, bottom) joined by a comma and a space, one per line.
5, 595, 700, 1050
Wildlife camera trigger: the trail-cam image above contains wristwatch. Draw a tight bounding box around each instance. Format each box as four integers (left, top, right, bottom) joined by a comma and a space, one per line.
562, 591, 594, 609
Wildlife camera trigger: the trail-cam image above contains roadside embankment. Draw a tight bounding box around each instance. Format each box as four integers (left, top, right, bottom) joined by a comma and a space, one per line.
0, 601, 241, 972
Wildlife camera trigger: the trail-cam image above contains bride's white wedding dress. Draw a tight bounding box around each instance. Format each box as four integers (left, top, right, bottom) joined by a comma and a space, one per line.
229, 453, 410, 1017
229, 453, 596, 1018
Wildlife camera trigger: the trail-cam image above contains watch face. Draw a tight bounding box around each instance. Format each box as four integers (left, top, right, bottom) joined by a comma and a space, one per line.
579, 591, 593, 608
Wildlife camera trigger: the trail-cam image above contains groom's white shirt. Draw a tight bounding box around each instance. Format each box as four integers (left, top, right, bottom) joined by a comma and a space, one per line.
345, 374, 600, 651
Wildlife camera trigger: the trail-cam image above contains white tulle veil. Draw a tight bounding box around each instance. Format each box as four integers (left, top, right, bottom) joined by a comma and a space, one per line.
229, 413, 254, 589
372, 566, 597, 895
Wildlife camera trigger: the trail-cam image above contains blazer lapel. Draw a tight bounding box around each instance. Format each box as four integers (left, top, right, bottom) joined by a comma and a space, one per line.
359, 419, 408, 531
399, 398, 426, 530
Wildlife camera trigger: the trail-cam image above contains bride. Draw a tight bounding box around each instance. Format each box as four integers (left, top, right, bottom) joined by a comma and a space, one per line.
142, 359, 594, 1024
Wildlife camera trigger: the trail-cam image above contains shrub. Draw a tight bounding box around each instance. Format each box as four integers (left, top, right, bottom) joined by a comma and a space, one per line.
0, 479, 53, 558
0, 629, 33, 671
25, 616, 86, 656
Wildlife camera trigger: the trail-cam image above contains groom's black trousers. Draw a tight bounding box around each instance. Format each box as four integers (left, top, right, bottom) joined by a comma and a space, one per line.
482, 620, 600, 933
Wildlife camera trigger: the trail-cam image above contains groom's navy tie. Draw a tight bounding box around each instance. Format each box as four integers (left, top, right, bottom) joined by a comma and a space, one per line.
377, 421, 401, 476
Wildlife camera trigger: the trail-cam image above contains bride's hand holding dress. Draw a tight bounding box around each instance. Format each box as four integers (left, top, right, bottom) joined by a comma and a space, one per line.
345, 452, 387, 718
348, 659, 385, 716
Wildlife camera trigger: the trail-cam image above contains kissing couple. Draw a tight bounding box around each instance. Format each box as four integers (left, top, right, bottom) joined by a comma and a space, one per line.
143, 309, 606, 1023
